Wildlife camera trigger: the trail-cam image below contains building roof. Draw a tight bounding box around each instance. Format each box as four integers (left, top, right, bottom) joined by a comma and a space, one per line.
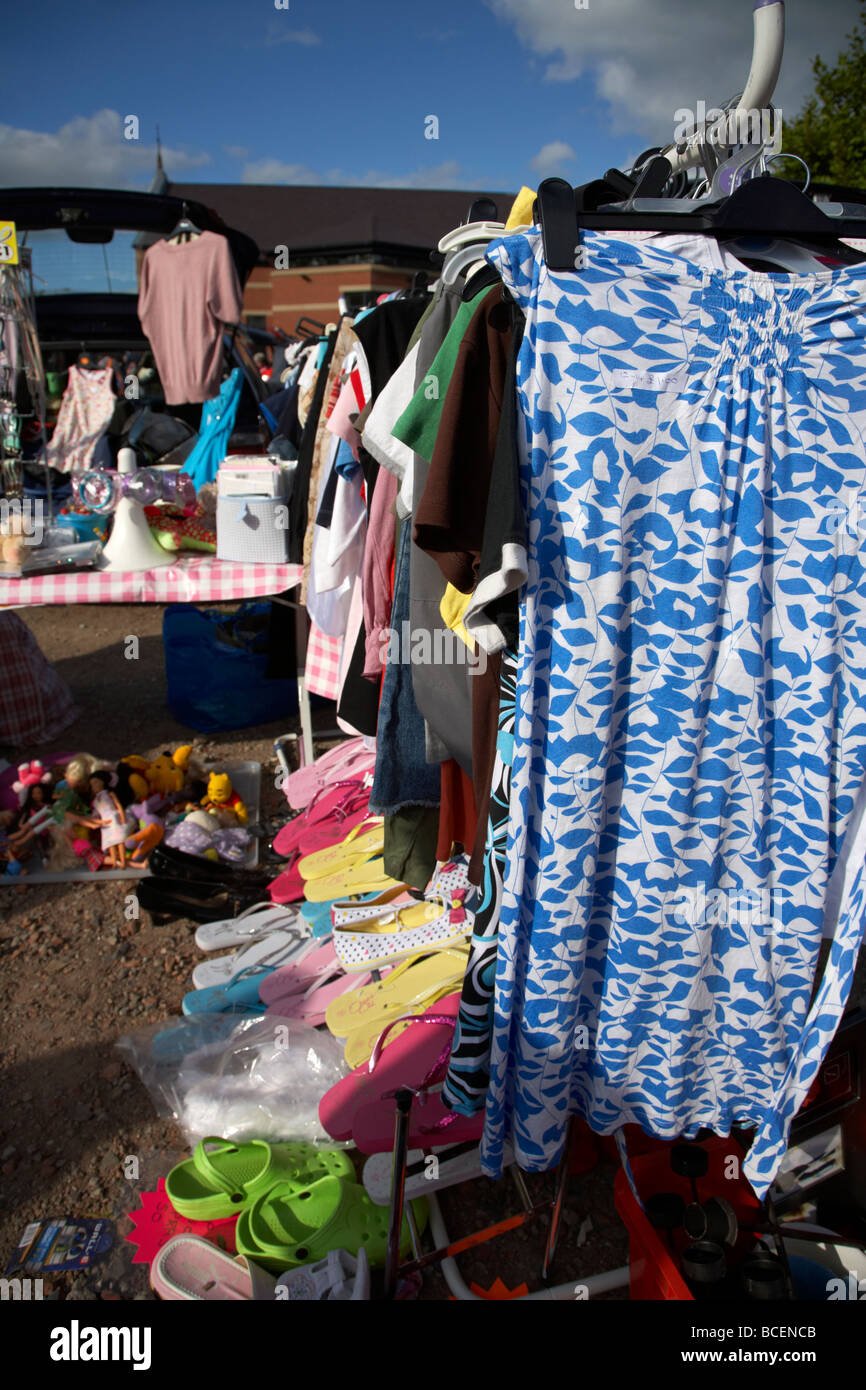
165, 182, 517, 261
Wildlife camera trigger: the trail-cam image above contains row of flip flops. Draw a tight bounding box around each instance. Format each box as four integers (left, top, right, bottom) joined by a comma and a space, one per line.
182, 850, 474, 1037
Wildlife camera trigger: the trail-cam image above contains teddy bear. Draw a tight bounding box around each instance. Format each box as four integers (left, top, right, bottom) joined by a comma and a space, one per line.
146, 753, 184, 797
200, 771, 248, 826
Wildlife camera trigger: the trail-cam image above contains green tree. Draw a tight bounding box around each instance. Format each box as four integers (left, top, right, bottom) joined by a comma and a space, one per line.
782, 1, 866, 186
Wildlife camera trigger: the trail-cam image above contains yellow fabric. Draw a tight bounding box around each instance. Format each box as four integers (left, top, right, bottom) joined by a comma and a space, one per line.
506, 186, 535, 230
440, 584, 474, 650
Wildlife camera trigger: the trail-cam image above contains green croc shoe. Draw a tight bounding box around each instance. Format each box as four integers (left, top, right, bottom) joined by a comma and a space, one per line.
235, 1175, 428, 1274
165, 1138, 355, 1221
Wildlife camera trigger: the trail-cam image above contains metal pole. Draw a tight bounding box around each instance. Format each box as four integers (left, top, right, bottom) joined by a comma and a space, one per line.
383, 1088, 414, 1299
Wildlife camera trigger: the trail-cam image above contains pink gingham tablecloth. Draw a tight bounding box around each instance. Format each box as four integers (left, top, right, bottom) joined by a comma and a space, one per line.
0, 555, 303, 607
305, 620, 343, 701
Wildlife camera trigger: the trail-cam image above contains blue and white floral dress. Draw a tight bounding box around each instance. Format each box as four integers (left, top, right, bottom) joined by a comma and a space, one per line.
481, 227, 866, 1197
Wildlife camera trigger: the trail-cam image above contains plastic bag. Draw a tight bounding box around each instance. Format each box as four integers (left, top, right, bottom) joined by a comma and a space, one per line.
116, 1013, 349, 1146
162, 601, 298, 733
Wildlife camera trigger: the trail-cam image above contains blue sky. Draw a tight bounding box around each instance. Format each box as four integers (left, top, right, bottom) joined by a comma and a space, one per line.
0, 0, 858, 194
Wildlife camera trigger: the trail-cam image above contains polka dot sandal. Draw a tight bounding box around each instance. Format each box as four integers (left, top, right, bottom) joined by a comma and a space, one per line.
332, 890, 473, 973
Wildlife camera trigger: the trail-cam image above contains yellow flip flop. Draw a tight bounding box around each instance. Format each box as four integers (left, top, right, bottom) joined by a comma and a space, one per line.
325, 945, 470, 1041
297, 818, 384, 881
341, 980, 465, 1069
302, 857, 406, 904
338, 952, 470, 1069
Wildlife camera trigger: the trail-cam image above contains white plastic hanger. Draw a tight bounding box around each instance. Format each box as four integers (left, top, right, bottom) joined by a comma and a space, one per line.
438, 220, 504, 254
442, 245, 491, 286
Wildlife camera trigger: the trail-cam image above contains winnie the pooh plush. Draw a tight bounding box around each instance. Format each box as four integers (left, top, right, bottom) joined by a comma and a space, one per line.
201, 771, 248, 826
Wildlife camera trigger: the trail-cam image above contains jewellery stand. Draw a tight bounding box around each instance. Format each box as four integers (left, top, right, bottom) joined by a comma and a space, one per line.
101, 447, 174, 571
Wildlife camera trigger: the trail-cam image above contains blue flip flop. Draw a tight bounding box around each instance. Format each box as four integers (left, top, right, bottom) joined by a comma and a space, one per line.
182, 969, 272, 1017
301, 892, 381, 938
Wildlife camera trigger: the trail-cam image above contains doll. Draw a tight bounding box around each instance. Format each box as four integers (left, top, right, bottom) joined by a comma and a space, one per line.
7, 783, 55, 857
76, 773, 130, 869
63, 753, 113, 797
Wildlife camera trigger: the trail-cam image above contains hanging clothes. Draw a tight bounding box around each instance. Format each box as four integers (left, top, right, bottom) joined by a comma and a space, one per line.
44, 364, 115, 473
479, 225, 866, 1199
137, 231, 242, 406
182, 369, 243, 492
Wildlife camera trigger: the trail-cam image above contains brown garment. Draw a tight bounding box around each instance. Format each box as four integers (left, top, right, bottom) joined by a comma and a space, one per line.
413, 290, 512, 591
437, 758, 478, 866
413, 290, 513, 884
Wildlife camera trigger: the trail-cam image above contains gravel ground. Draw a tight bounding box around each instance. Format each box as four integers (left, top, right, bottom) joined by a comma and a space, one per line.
0, 602, 632, 1300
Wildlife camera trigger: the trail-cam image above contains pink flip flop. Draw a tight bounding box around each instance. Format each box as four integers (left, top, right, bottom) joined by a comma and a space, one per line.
269, 803, 376, 904
272, 780, 370, 859
266, 967, 377, 1028
258, 938, 339, 1003
285, 740, 375, 811
351, 1087, 484, 1155
319, 993, 462, 1143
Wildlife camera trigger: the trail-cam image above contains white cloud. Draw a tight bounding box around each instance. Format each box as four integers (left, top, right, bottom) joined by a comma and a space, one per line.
485, 0, 857, 139
224, 144, 250, 161
327, 161, 469, 189
241, 158, 481, 190
530, 141, 577, 174
0, 110, 210, 187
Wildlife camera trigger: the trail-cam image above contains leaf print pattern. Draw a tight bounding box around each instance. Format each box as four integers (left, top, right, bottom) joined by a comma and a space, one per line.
479, 228, 866, 1198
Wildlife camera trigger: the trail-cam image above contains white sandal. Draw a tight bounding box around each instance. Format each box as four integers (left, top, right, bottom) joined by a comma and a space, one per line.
194, 902, 305, 953
190, 926, 312, 990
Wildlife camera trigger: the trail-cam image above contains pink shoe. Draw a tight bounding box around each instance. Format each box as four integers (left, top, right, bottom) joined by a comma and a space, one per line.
319, 993, 462, 1143
272, 780, 370, 859
285, 740, 375, 811
267, 967, 378, 1028
258, 938, 339, 1003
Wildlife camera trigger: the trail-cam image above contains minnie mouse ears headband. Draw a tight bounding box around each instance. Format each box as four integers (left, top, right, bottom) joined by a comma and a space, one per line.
13, 760, 51, 793
12, 760, 51, 805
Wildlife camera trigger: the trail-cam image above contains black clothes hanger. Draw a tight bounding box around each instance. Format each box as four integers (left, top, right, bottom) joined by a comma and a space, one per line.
536, 175, 866, 272
166, 201, 202, 244
294, 316, 325, 341
465, 197, 499, 223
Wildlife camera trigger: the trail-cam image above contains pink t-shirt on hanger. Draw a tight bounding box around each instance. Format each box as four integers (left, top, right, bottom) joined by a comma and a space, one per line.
138, 231, 243, 405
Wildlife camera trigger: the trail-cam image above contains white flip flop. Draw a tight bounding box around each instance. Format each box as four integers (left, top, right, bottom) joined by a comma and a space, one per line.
194, 902, 305, 954
190, 927, 312, 990
363, 1141, 515, 1204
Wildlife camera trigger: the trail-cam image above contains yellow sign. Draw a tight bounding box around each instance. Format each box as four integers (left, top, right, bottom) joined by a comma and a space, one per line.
0, 222, 19, 265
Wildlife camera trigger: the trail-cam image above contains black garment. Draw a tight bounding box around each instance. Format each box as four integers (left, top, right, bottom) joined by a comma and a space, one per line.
171, 401, 203, 431
265, 592, 300, 680
335, 618, 381, 737
475, 300, 526, 651
287, 330, 337, 563
315, 458, 341, 530
275, 380, 302, 452
350, 297, 430, 402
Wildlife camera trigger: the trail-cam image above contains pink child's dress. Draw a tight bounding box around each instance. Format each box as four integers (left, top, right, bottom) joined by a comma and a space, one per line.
92, 791, 127, 850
